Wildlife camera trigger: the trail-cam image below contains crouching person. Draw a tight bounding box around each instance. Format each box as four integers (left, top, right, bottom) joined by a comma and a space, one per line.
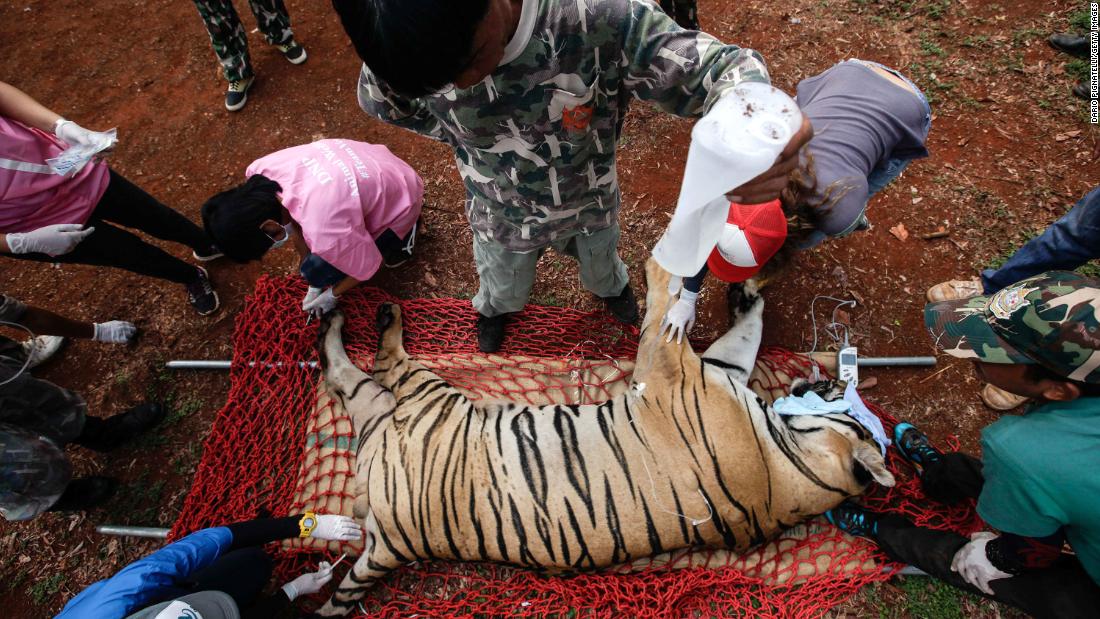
57, 514, 363, 618
201, 139, 424, 317
826, 271, 1100, 619
0, 293, 158, 520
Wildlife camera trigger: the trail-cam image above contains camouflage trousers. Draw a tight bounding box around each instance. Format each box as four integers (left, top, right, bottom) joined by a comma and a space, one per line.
471, 223, 629, 317
192, 0, 295, 83
659, 0, 699, 29
0, 337, 85, 521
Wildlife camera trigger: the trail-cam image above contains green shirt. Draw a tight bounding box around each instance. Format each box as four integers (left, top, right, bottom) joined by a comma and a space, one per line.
978, 397, 1100, 584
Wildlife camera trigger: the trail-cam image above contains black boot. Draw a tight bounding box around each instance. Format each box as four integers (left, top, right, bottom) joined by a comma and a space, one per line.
476, 313, 509, 353
48, 476, 118, 512
601, 284, 639, 324
75, 403, 166, 452
1048, 33, 1089, 59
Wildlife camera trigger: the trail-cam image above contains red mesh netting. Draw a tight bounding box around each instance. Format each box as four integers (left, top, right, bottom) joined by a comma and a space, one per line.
171, 276, 984, 618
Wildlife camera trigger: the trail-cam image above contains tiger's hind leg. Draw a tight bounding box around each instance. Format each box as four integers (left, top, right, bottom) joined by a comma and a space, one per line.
700, 280, 764, 385
319, 310, 373, 400
315, 512, 399, 616
371, 302, 411, 388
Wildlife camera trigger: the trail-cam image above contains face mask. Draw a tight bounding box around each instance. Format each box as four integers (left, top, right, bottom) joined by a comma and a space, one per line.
266, 222, 294, 250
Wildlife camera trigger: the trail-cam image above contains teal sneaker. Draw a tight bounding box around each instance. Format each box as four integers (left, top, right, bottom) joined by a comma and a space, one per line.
894, 422, 943, 472
824, 501, 880, 539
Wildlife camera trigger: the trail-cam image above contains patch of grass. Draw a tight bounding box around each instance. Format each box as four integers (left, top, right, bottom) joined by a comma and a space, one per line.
164, 396, 203, 426
960, 34, 989, 48
1011, 26, 1044, 45
1066, 58, 1089, 83
920, 36, 947, 57
898, 576, 986, 619
1070, 7, 1091, 30
112, 370, 131, 387
30, 573, 65, 605
926, 0, 950, 20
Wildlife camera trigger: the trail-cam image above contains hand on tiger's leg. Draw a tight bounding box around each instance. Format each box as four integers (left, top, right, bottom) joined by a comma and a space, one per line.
700, 280, 764, 385
315, 517, 397, 617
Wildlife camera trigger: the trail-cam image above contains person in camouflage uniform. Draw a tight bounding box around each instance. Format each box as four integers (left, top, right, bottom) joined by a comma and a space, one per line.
191, 0, 306, 111
826, 271, 1100, 618
0, 293, 163, 520
926, 183, 1100, 410
333, 0, 811, 352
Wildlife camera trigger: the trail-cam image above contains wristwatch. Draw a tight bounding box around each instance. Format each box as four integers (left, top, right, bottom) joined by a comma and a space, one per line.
298, 511, 318, 538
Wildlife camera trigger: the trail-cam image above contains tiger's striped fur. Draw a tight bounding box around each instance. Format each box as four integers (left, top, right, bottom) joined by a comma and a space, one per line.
316, 259, 893, 615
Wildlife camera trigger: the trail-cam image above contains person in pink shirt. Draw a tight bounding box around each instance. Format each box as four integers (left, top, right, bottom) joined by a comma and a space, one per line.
201, 139, 424, 314
0, 80, 221, 315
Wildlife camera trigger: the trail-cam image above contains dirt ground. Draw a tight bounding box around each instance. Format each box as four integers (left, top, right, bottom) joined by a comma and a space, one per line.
1, 0, 1097, 616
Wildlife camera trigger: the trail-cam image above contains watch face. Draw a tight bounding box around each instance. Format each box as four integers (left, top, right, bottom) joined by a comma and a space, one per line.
303, 517, 316, 527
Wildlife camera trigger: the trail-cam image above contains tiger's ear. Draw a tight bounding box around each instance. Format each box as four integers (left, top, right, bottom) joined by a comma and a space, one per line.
852, 443, 895, 488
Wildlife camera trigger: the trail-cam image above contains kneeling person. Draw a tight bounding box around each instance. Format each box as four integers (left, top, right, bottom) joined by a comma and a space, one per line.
827, 271, 1100, 618
202, 139, 424, 315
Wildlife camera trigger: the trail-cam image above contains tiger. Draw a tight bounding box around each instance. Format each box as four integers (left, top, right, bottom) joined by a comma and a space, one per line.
314, 258, 894, 615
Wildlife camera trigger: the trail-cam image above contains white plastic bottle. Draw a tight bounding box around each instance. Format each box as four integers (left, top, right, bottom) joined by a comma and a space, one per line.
652, 82, 803, 280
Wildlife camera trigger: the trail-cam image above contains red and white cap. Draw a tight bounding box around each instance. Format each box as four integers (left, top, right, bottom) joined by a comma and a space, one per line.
706, 199, 788, 282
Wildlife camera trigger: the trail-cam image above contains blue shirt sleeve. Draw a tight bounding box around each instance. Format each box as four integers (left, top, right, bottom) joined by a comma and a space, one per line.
55, 527, 234, 619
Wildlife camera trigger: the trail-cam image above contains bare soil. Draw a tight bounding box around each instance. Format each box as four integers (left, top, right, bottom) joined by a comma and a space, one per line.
1, 0, 1097, 616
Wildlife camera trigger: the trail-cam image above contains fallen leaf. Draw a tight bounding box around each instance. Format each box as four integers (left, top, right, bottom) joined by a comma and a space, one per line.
889, 223, 910, 241
857, 377, 879, 390
1055, 130, 1082, 142
424, 271, 438, 287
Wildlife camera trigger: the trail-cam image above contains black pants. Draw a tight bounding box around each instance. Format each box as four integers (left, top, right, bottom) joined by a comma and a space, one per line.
874, 453, 1100, 619
7, 169, 210, 284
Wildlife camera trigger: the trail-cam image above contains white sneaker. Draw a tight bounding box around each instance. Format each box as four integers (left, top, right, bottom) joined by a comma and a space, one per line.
21, 336, 64, 369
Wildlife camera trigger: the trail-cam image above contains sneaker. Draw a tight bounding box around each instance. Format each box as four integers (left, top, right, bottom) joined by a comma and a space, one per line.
20, 335, 64, 369
225, 76, 254, 112
925, 278, 982, 303
48, 476, 119, 512
192, 245, 224, 262
1048, 33, 1089, 59
893, 422, 943, 472
186, 267, 220, 316
980, 383, 1029, 411
824, 500, 880, 539
75, 403, 166, 452
602, 284, 639, 324
383, 222, 417, 268
476, 313, 509, 353
276, 41, 308, 65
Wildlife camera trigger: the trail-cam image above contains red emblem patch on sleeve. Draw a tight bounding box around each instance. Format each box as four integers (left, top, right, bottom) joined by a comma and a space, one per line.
562, 105, 594, 132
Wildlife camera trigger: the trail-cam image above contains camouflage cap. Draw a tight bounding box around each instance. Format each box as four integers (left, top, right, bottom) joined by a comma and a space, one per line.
924, 271, 1100, 384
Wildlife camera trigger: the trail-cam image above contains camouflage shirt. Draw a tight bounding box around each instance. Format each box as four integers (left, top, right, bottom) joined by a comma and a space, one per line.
357, 0, 769, 251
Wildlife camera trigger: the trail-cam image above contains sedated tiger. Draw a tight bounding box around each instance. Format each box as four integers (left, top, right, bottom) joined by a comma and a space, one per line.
314, 258, 893, 615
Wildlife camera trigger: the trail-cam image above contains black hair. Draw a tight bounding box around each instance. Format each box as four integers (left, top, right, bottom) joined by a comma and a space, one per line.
1023, 364, 1100, 397
201, 174, 283, 263
331, 0, 491, 97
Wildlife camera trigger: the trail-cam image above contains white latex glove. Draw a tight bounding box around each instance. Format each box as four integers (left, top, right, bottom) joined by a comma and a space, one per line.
660, 289, 698, 343
53, 119, 114, 151
92, 321, 137, 344
950, 532, 1012, 595
302, 287, 339, 316
6, 224, 95, 256
311, 515, 363, 541
280, 561, 334, 601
